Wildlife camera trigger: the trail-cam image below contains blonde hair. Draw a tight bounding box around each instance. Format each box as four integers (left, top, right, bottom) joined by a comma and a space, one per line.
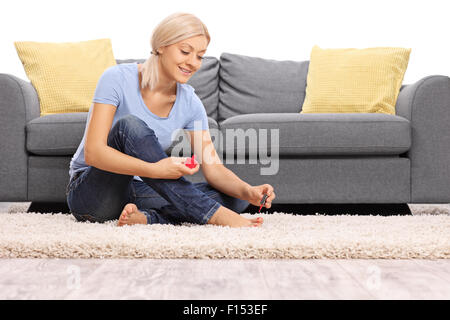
140, 12, 211, 91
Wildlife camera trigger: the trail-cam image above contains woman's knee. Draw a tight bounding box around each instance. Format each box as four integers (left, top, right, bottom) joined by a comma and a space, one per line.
108, 115, 157, 152
116, 114, 155, 136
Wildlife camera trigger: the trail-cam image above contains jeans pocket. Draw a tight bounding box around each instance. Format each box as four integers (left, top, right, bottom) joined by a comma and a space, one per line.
66, 178, 75, 196
67, 169, 90, 215
66, 171, 83, 196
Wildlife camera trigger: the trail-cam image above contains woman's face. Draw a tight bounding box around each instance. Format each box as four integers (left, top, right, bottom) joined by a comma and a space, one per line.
159, 35, 208, 83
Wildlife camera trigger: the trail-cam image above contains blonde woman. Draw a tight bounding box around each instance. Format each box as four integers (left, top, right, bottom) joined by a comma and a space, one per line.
66, 12, 275, 227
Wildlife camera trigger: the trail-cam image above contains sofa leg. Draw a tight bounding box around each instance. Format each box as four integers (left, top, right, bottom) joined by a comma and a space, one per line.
245, 203, 412, 216
27, 202, 71, 214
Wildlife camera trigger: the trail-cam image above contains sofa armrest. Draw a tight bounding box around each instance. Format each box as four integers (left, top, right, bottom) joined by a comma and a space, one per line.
395, 75, 450, 202
0, 73, 40, 201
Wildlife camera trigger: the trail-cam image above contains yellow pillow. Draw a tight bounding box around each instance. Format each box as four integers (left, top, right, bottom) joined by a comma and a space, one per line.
301, 45, 411, 115
14, 38, 116, 116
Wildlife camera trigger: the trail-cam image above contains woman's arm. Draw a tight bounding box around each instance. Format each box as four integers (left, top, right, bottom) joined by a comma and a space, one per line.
85, 103, 196, 179
203, 162, 252, 200
187, 130, 252, 199
187, 130, 276, 207
85, 103, 155, 178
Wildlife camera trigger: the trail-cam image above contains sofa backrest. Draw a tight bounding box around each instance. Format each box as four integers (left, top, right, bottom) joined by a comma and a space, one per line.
117, 57, 409, 124
185, 57, 220, 120
218, 53, 309, 123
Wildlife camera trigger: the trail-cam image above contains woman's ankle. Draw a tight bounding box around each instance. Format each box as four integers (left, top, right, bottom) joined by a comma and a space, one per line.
206, 205, 250, 227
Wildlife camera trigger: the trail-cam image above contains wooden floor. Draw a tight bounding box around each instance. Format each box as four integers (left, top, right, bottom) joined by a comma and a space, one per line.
1, 202, 449, 300
1, 258, 449, 300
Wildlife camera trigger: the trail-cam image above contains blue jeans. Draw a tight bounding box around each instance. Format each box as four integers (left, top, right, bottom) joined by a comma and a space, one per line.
65, 114, 249, 225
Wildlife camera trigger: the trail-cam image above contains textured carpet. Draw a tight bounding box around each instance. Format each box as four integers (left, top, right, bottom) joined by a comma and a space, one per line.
1, 203, 449, 259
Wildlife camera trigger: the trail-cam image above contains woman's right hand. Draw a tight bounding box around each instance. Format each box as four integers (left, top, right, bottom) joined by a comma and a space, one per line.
151, 156, 199, 179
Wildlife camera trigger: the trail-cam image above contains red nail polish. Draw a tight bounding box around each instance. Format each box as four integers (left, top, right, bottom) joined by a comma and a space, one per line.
185, 155, 197, 168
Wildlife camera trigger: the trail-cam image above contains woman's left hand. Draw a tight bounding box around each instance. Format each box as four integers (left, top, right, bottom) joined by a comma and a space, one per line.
244, 184, 276, 209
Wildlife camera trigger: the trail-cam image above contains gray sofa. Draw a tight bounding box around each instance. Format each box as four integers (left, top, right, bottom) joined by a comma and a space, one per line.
1, 52, 450, 211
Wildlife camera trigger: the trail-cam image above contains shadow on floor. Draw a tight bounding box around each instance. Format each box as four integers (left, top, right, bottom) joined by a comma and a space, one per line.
28, 202, 412, 216
245, 203, 412, 216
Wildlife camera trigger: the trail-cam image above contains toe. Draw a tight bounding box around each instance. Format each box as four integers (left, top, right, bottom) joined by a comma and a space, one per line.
125, 203, 135, 212
126, 203, 137, 213
120, 209, 130, 221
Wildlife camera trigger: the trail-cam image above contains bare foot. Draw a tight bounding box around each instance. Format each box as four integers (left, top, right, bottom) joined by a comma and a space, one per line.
207, 206, 264, 228
249, 216, 264, 226
117, 203, 147, 226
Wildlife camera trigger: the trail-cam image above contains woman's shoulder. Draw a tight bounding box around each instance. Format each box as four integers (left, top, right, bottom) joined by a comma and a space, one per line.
112, 63, 137, 76
180, 82, 196, 94
178, 83, 206, 112
99, 64, 123, 80
100, 63, 136, 86
180, 83, 203, 107
179, 83, 200, 103
103, 62, 136, 75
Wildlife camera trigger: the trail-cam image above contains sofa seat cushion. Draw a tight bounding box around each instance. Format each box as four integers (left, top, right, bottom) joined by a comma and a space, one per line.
26, 113, 220, 156
26, 113, 87, 155
219, 113, 411, 156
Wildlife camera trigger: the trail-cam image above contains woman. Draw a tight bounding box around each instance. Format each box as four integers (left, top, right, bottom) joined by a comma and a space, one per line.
66, 12, 276, 228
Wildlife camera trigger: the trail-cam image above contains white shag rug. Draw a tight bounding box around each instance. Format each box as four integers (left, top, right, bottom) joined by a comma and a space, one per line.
1, 203, 449, 259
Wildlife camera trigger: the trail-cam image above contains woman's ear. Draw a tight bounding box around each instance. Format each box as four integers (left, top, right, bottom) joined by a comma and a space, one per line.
157, 45, 167, 55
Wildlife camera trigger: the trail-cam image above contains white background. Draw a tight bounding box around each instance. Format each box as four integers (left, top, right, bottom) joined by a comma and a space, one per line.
1, 0, 448, 84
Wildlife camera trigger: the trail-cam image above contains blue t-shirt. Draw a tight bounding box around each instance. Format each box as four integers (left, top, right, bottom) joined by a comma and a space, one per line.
69, 63, 209, 182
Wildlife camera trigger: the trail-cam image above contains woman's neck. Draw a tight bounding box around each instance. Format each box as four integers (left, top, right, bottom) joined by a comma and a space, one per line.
138, 63, 177, 97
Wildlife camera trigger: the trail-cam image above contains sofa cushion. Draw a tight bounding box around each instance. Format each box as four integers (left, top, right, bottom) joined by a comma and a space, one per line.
219, 113, 411, 156
301, 45, 411, 115
14, 39, 117, 116
218, 52, 309, 122
26, 113, 220, 156
26, 113, 87, 155
186, 56, 220, 121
